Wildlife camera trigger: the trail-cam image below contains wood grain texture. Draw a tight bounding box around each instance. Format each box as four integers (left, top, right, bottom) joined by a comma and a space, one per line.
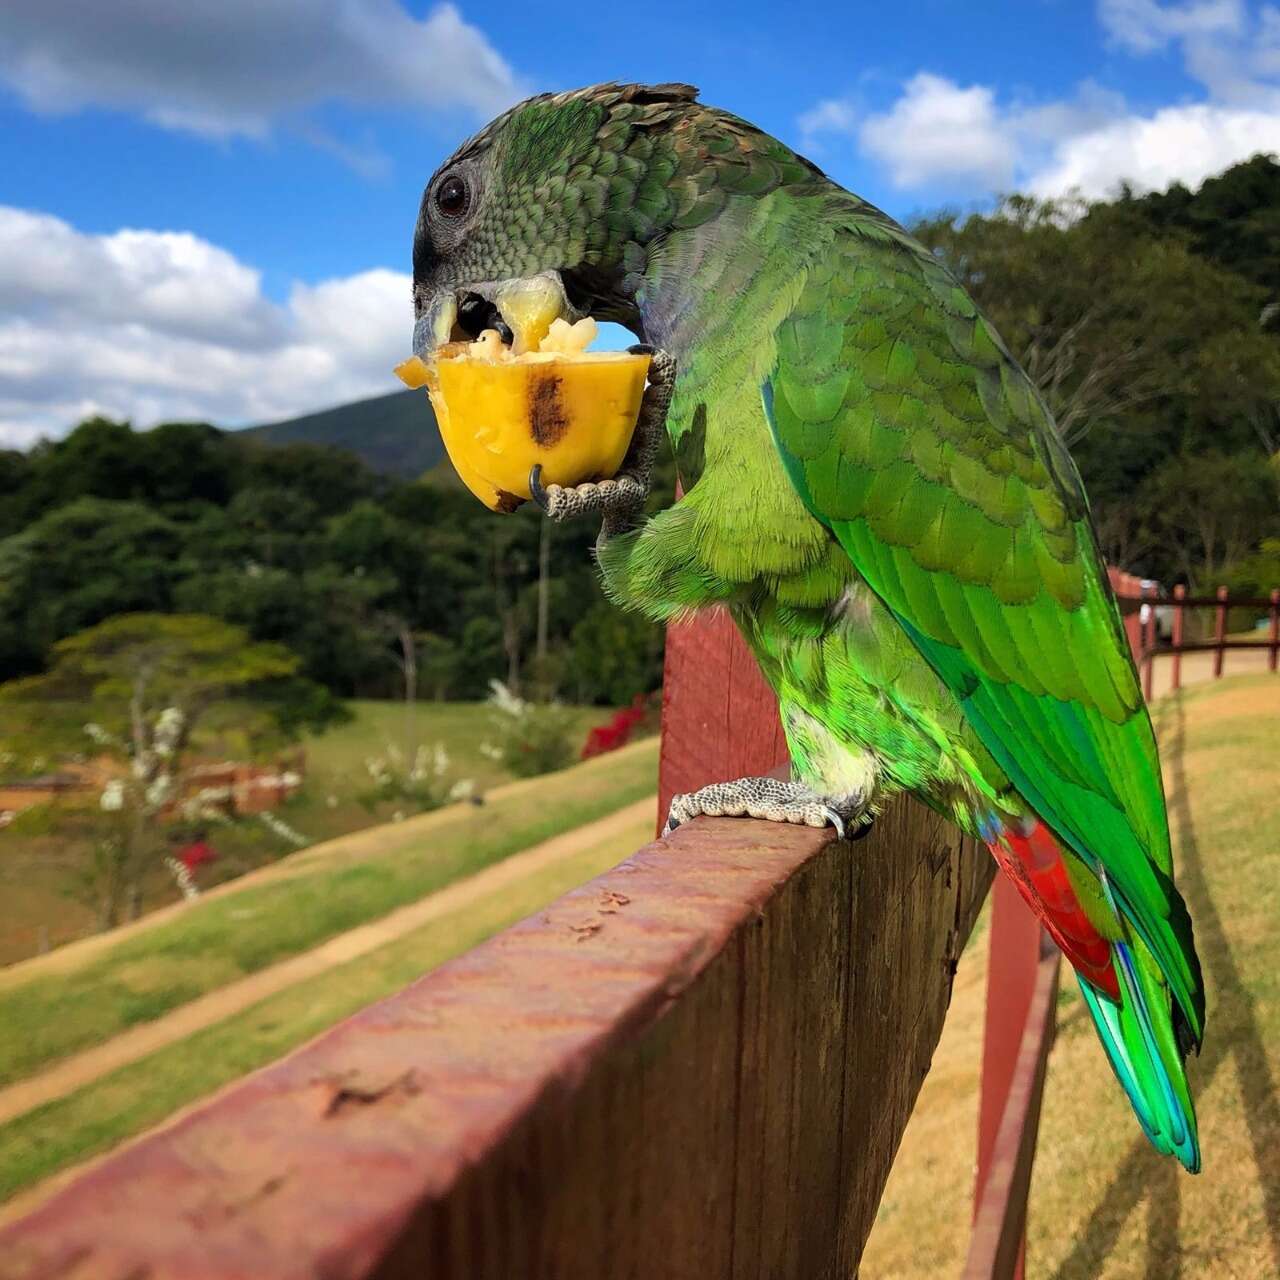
658, 610, 789, 829
0, 805, 990, 1280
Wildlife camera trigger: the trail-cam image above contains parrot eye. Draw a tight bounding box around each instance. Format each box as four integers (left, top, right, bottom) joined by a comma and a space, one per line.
435, 175, 469, 219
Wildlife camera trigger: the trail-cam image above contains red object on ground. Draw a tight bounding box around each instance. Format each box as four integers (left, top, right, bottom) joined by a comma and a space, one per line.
580, 694, 651, 760
178, 840, 217, 876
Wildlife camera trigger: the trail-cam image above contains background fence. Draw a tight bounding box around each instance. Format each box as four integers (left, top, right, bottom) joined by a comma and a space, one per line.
1109, 570, 1280, 699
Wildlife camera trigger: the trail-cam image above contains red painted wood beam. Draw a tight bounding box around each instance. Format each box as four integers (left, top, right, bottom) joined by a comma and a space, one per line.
1213, 584, 1229, 680
972, 875, 1055, 1280
1171, 583, 1186, 692
658, 609, 788, 832
965, 926, 1060, 1279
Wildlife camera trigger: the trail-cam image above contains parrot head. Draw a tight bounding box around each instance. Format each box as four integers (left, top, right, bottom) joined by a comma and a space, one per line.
411, 82, 700, 357
411, 81, 822, 357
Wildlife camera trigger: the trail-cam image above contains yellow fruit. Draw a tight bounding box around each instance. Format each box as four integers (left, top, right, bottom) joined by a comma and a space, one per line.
395, 328, 650, 512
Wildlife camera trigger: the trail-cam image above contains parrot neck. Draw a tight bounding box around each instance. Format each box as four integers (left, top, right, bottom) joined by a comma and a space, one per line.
628, 194, 834, 590
634, 192, 814, 368
633, 235, 723, 358
634, 195, 801, 359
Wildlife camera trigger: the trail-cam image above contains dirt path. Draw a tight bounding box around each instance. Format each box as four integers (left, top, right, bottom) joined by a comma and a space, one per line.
0, 737, 657, 993
0, 796, 655, 1128
1147, 643, 1273, 699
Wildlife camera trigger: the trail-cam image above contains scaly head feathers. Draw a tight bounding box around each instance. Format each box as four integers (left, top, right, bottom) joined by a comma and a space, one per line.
411, 82, 825, 349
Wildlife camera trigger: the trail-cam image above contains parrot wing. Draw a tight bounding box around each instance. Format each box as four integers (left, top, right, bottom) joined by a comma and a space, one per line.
762, 212, 1203, 1043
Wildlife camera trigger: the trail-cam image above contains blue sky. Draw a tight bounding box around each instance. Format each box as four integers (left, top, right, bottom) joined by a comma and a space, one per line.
0, 1, 1275, 444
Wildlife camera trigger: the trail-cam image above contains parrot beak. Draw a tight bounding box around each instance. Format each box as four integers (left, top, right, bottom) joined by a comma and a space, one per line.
412, 270, 582, 359
411, 290, 460, 360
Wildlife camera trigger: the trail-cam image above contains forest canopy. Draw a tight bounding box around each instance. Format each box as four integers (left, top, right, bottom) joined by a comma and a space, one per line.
1, 156, 1277, 705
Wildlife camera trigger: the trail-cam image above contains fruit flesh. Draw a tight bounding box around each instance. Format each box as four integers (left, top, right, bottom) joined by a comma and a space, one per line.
494, 275, 563, 354
395, 317, 650, 512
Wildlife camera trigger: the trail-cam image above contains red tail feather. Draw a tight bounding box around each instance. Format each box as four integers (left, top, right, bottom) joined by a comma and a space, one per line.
986, 817, 1119, 1000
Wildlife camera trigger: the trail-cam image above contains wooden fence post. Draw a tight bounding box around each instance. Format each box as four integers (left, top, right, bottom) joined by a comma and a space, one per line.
1140, 582, 1156, 702
965, 929, 1060, 1280
1106, 567, 1144, 666
658, 609, 788, 830
973, 876, 1050, 1280
1269, 589, 1279, 675
1171, 584, 1186, 693
0, 601, 993, 1280
1213, 584, 1229, 680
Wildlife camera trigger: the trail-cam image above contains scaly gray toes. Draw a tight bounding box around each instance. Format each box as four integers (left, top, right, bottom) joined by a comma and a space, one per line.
529, 467, 646, 523
662, 777, 867, 839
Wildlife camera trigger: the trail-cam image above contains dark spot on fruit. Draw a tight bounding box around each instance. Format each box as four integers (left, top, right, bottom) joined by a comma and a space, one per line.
528, 373, 568, 446
494, 489, 524, 513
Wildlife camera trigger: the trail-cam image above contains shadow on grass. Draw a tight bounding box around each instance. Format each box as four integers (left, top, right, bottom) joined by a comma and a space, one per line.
1049, 695, 1280, 1279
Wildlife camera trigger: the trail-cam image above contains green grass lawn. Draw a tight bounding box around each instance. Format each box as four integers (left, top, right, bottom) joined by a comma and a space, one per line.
0, 807, 657, 1203
0, 698, 616, 965
303, 698, 605, 790
862, 674, 1280, 1278
0, 736, 657, 1092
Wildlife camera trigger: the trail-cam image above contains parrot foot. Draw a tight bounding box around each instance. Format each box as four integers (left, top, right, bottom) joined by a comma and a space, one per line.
662, 777, 871, 840
530, 345, 676, 535
529, 464, 647, 523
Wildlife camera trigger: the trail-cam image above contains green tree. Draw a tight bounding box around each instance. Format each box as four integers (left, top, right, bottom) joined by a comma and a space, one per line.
913, 191, 1280, 580
1122, 154, 1280, 300
417, 632, 462, 700
914, 196, 1280, 455
0, 614, 309, 926
569, 601, 664, 706
1145, 450, 1280, 588
0, 498, 183, 675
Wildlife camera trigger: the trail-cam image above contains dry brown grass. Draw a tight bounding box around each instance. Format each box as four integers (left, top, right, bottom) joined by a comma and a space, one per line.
861, 674, 1280, 1278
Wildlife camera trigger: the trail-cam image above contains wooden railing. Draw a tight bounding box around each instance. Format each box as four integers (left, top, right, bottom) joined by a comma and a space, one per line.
1109, 571, 1280, 699
0, 611, 995, 1279
12, 568, 1234, 1276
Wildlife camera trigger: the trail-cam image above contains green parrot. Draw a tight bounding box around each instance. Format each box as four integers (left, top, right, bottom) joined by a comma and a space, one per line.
411, 82, 1203, 1170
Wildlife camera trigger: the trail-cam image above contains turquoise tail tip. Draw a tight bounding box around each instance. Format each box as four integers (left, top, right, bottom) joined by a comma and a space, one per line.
1077, 942, 1201, 1173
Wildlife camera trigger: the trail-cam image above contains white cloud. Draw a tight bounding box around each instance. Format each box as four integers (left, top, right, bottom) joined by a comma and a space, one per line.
797, 98, 859, 152
1028, 102, 1280, 197
802, 1, 1280, 200
859, 74, 1016, 189
1051, 0, 1280, 193
0, 1, 521, 143
1098, 0, 1245, 54
844, 75, 1127, 193
0, 207, 414, 448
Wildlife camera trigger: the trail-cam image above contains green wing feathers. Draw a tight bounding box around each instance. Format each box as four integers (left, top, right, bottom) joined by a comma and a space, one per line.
762, 211, 1205, 1046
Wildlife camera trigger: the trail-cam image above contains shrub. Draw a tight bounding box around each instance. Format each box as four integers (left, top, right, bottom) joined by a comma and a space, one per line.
481, 681, 575, 779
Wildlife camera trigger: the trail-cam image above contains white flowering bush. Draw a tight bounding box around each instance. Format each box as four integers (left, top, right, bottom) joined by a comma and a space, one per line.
163, 855, 200, 902
257, 809, 308, 848
480, 680, 575, 779
356, 740, 472, 815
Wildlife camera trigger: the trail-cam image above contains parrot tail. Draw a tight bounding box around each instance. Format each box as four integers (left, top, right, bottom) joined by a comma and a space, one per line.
983, 814, 1200, 1172
1077, 936, 1201, 1172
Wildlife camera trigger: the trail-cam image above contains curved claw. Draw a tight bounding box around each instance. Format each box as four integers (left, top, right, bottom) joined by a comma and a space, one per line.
627, 342, 655, 356
528, 463, 550, 511
821, 807, 846, 841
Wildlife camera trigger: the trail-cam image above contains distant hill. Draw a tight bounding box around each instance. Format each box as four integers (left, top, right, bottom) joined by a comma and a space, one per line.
236, 387, 444, 478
